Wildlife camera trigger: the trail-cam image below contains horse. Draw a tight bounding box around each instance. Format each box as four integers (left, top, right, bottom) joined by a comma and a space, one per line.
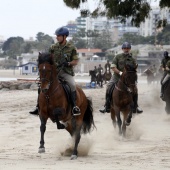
162, 79, 170, 114
89, 70, 97, 84
110, 63, 138, 137
37, 52, 95, 160
103, 66, 112, 83
96, 69, 104, 87
143, 68, 154, 85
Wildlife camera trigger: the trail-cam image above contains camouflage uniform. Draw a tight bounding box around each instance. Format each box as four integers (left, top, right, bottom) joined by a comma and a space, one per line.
49, 42, 79, 91
161, 57, 170, 71
162, 60, 170, 85
107, 53, 136, 89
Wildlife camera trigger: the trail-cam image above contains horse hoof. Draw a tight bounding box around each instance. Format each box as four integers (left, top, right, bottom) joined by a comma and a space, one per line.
125, 121, 130, 126
70, 155, 77, 160
38, 147, 45, 153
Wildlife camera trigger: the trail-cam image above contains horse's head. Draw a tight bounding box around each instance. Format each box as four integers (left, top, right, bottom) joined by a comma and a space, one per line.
121, 62, 138, 93
38, 52, 55, 93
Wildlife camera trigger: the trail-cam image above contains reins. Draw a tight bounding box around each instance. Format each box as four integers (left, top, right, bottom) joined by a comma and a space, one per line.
116, 70, 137, 93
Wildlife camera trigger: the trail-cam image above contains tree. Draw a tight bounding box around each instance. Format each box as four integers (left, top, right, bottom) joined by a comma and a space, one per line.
157, 24, 170, 44
35, 32, 54, 51
2, 37, 24, 59
63, 0, 170, 27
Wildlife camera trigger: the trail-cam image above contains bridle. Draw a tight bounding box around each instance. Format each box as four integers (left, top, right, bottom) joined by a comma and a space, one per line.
116, 70, 137, 93
39, 62, 56, 94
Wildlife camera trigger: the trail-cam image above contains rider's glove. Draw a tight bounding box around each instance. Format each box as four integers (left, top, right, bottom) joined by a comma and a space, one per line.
119, 71, 123, 76
63, 62, 70, 67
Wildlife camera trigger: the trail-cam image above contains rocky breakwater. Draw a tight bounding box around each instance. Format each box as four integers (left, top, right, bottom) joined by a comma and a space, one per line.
0, 80, 87, 91
0, 80, 38, 91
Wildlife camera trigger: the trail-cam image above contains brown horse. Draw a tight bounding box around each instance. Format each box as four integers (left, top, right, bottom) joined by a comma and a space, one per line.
37, 52, 95, 159
111, 63, 138, 137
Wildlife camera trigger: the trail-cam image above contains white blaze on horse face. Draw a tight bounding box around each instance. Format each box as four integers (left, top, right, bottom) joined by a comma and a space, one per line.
43, 65, 45, 70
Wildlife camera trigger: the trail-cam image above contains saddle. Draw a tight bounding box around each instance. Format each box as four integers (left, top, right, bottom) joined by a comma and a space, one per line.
58, 78, 72, 105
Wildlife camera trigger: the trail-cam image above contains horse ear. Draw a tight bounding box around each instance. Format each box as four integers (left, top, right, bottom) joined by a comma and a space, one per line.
38, 52, 42, 58
136, 64, 138, 69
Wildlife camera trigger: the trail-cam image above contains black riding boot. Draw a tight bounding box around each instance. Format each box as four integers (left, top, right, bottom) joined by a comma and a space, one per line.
29, 87, 40, 115
71, 91, 81, 116
133, 93, 143, 114
99, 92, 111, 113
29, 105, 39, 115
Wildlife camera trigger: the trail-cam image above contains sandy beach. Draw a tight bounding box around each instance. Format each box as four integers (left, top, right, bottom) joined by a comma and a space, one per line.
0, 69, 170, 170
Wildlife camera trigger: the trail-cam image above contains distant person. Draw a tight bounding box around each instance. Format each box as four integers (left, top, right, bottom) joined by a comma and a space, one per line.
160, 51, 170, 99
105, 60, 111, 72
97, 64, 103, 74
94, 66, 98, 75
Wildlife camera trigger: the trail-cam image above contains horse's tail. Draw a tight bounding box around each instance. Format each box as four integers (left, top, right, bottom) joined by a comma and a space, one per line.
82, 97, 96, 134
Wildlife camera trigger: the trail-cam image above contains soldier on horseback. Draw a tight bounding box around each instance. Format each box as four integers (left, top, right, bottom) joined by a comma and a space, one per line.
29, 27, 81, 116
99, 42, 143, 114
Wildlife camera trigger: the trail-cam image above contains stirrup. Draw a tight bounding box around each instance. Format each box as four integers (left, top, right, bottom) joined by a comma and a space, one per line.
72, 106, 81, 116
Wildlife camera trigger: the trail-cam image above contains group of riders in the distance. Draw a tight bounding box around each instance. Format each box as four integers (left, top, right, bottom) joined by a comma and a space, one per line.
144, 50, 170, 101
29, 26, 170, 117
89, 61, 112, 88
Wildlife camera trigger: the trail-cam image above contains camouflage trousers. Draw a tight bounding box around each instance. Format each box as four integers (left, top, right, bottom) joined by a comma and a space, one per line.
58, 70, 76, 92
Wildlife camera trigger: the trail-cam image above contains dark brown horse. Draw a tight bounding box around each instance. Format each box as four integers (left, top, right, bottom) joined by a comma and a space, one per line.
111, 63, 138, 137
89, 70, 97, 84
162, 79, 170, 114
37, 52, 95, 159
103, 70, 112, 83
96, 69, 104, 87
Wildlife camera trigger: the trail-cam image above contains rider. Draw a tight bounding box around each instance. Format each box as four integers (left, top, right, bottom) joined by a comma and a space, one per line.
105, 60, 111, 72
97, 64, 104, 74
94, 66, 98, 75
29, 26, 81, 116
160, 51, 170, 99
99, 42, 143, 114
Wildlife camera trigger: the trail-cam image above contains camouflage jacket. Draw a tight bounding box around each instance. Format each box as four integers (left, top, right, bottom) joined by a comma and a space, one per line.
166, 60, 170, 74
49, 42, 78, 76
161, 57, 170, 69
111, 53, 136, 80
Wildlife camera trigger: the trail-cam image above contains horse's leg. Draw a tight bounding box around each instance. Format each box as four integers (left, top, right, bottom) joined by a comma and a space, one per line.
122, 119, 126, 137
122, 110, 130, 137
115, 110, 122, 135
111, 107, 116, 129
64, 119, 81, 160
125, 106, 132, 126
53, 108, 66, 129
38, 116, 47, 153
101, 81, 103, 88
71, 125, 81, 160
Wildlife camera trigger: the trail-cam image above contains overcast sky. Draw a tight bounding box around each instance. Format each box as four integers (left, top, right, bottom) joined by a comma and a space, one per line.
0, 0, 159, 40
0, 0, 97, 40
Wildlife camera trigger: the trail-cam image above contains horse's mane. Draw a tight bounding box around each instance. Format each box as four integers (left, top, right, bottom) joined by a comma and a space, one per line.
38, 52, 54, 65
125, 59, 137, 72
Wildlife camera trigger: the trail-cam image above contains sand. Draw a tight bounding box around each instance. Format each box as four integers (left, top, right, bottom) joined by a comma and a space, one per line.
0, 70, 170, 170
